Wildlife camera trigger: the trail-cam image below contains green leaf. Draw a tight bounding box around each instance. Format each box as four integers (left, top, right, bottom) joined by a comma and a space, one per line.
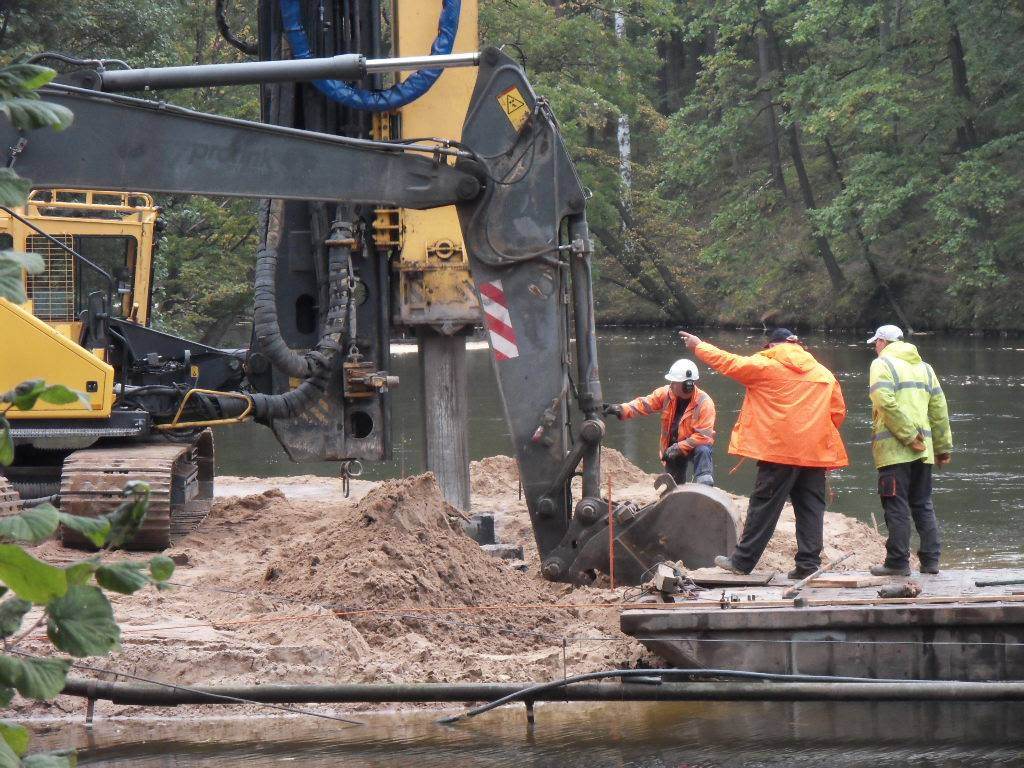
37, 386, 90, 409
0, 64, 57, 95
95, 562, 149, 595
45, 585, 119, 657
62, 560, 98, 587
148, 556, 175, 582
0, 735, 20, 768
0, 720, 28, 757
0, 98, 74, 132
0, 655, 70, 700
101, 484, 151, 550
0, 422, 11, 467
22, 750, 77, 768
0, 545, 67, 604
0, 168, 31, 208
11, 381, 45, 412
0, 505, 60, 544
58, 514, 110, 549
0, 260, 25, 305
0, 251, 43, 274
0, 596, 31, 638
15, 656, 70, 699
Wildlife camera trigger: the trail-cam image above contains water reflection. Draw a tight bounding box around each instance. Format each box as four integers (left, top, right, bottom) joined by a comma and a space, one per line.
33, 700, 1024, 766
214, 330, 1024, 568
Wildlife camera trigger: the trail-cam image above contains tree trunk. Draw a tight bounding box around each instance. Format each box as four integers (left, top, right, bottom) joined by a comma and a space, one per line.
947, 20, 978, 150
786, 123, 846, 292
755, 15, 787, 196
823, 138, 914, 332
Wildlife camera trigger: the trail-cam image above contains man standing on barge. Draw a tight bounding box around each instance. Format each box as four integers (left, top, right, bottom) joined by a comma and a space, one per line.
679, 329, 848, 579
865, 325, 953, 577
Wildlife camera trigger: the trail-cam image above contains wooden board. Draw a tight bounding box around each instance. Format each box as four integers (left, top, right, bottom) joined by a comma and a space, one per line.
806, 575, 888, 588
686, 568, 776, 587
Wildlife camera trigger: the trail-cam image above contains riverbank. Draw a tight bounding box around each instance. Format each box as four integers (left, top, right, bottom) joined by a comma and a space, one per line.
18, 450, 884, 720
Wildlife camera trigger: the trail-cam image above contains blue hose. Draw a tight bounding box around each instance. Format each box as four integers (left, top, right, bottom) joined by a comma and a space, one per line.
278, 0, 460, 111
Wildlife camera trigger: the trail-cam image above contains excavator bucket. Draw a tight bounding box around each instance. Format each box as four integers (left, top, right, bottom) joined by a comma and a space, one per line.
570, 476, 742, 585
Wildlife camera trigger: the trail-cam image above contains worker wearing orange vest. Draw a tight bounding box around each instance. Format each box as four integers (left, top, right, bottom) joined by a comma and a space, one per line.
680, 328, 848, 579
602, 358, 716, 486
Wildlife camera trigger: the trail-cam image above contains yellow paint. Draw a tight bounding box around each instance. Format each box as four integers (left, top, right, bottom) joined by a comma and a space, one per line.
497, 85, 530, 131
0, 297, 113, 418
392, 0, 481, 329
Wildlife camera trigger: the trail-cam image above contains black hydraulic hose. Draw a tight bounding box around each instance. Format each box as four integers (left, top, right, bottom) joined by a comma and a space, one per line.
252, 247, 316, 379
437, 668, 911, 723
247, 369, 328, 422
215, 0, 258, 56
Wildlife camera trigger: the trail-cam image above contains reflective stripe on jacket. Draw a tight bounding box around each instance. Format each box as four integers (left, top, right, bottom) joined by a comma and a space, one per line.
695, 341, 848, 469
619, 385, 716, 458
869, 340, 953, 468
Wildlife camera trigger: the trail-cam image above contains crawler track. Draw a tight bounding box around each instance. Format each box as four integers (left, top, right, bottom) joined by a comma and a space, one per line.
60, 432, 214, 550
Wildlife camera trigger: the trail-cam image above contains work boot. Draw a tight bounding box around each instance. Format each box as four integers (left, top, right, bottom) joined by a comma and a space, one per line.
787, 566, 817, 580
919, 563, 940, 575
695, 474, 714, 487
870, 564, 911, 577
714, 555, 746, 575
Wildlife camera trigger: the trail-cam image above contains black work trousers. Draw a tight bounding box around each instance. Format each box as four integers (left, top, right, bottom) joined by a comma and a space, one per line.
731, 461, 826, 573
877, 459, 941, 570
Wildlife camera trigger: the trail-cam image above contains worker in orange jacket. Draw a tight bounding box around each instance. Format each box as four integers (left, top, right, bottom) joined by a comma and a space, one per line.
680, 328, 848, 579
602, 358, 716, 486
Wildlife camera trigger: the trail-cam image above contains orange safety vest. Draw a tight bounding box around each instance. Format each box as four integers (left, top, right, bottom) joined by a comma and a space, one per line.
619, 384, 716, 459
694, 341, 848, 469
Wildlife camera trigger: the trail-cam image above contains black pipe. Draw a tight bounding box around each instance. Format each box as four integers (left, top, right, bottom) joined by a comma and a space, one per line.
61, 677, 1024, 708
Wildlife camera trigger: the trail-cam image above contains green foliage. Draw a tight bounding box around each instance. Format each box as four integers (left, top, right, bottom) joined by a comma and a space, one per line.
0, 384, 172, 764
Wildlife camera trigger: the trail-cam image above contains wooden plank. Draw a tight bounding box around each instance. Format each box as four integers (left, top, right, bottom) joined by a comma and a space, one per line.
685, 568, 776, 587
808, 575, 888, 588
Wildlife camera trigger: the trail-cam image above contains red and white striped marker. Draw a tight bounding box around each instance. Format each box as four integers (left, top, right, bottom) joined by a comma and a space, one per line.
478, 280, 520, 361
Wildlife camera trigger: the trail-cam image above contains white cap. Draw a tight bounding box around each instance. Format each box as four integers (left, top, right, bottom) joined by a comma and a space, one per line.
866, 324, 903, 344
665, 358, 699, 382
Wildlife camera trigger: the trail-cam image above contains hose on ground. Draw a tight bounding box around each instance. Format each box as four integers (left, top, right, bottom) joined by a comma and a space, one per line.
278, 0, 460, 111
437, 667, 909, 723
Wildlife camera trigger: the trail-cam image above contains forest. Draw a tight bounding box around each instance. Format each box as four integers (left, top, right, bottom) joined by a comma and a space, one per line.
3, 0, 1023, 337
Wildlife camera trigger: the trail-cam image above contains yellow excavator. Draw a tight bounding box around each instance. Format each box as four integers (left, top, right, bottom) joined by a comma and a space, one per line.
0, 0, 739, 582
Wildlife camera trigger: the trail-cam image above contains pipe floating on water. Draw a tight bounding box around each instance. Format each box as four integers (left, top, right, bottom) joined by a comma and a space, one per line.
62, 677, 1024, 708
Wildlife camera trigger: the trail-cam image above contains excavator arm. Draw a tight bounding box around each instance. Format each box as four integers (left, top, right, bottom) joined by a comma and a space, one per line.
1, 48, 614, 580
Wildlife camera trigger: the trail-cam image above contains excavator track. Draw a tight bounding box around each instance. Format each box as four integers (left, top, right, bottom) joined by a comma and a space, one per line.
60, 431, 214, 550
0, 476, 22, 516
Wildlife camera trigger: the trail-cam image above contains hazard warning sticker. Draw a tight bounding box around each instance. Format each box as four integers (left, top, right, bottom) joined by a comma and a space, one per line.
497, 86, 530, 131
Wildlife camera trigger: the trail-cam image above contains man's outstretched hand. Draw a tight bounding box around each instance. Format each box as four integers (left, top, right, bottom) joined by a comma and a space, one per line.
679, 331, 701, 350
601, 403, 624, 419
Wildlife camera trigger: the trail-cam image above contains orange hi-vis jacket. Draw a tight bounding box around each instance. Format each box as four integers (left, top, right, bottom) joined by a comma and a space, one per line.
619, 385, 716, 458
694, 341, 848, 469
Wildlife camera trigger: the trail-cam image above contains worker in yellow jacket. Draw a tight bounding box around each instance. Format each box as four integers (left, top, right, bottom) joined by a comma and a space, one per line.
866, 325, 953, 577
603, 358, 716, 486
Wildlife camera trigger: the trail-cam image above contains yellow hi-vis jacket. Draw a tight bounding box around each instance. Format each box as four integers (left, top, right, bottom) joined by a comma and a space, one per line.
869, 340, 953, 469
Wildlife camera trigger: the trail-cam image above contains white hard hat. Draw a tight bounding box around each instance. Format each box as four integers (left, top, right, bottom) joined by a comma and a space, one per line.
866, 324, 903, 344
665, 358, 699, 382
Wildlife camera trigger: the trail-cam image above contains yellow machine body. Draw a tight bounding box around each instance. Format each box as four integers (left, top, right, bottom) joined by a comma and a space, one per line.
389, 0, 480, 331
0, 189, 159, 419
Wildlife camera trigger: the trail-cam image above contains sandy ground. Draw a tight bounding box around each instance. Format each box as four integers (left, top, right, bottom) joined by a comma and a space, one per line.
15, 449, 884, 720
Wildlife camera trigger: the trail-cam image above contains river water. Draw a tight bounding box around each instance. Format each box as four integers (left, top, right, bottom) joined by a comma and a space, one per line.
36, 700, 1024, 766
216, 328, 1024, 568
